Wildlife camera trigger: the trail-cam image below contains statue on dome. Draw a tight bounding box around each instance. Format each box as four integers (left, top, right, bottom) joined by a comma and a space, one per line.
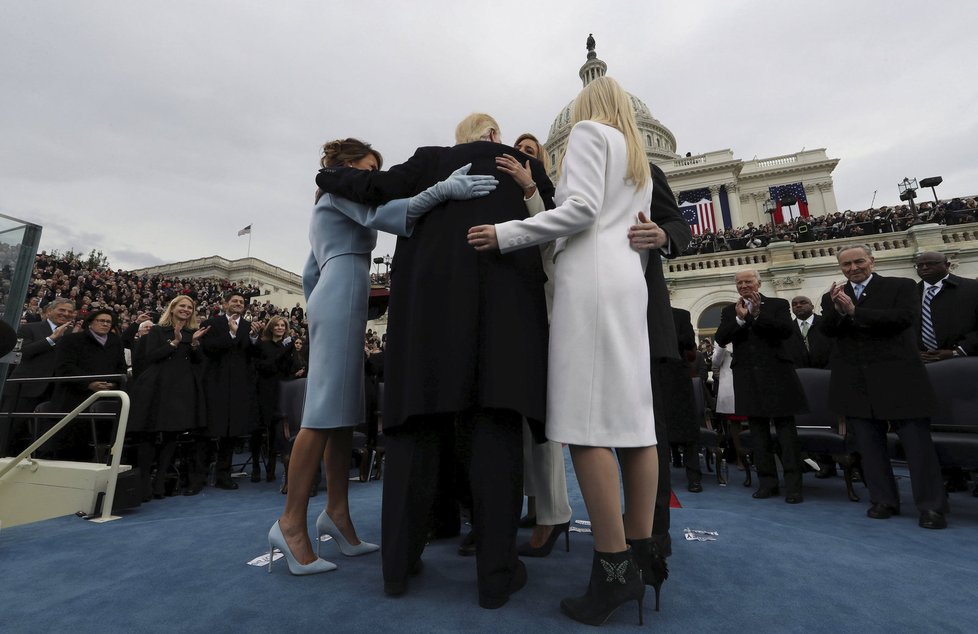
586, 33, 595, 53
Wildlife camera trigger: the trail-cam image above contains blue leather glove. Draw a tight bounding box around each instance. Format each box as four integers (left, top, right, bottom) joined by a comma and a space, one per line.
406, 163, 498, 219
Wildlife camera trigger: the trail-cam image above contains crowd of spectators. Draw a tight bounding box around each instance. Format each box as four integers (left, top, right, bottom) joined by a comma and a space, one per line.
21, 250, 308, 340
681, 196, 977, 256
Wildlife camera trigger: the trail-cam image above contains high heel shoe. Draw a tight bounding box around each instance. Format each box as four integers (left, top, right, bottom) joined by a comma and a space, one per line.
267, 521, 336, 575
316, 510, 379, 557
560, 548, 645, 626
517, 521, 570, 557
627, 537, 668, 611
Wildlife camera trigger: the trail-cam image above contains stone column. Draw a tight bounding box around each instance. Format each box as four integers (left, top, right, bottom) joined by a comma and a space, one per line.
709, 185, 724, 230
726, 183, 743, 228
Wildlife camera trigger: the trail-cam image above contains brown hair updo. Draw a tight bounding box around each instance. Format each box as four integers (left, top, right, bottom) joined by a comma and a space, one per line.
320, 138, 383, 169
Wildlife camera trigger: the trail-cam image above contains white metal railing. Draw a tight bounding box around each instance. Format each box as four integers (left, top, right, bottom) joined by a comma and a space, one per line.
0, 390, 131, 523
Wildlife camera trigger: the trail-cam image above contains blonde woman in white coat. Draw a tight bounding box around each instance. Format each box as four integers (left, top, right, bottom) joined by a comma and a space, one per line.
468, 76, 659, 626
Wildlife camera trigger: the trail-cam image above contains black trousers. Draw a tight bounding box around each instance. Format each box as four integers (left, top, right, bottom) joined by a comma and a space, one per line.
848, 417, 947, 513
652, 416, 670, 537
748, 416, 802, 496
381, 408, 523, 600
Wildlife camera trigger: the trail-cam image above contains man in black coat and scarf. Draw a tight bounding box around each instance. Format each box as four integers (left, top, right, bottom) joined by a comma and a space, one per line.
315, 114, 552, 609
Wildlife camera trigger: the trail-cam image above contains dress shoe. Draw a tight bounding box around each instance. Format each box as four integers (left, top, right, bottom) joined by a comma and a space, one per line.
517, 522, 570, 557
918, 510, 947, 530
814, 465, 837, 479
383, 558, 424, 597
784, 494, 803, 504
267, 521, 337, 575
457, 530, 476, 556
479, 559, 527, 609
250, 469, 261, 483
866, 503, 900, 519
183, 483, 204, 496
214, 477, 239, 490
752, 487, 779, 499
315, 510, 378, 556
687, 480, 703, 493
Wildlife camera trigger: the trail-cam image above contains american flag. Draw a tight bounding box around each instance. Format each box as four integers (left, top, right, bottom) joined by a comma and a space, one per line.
680, 198, 716, 235
768, 182, 809, 223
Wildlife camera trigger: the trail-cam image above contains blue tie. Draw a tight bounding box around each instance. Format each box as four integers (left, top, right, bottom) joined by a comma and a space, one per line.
921, 285, 939, 350
852, 283, 864, 300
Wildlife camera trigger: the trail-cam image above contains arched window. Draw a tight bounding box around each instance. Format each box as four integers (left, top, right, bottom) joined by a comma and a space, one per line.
696, 302, 729, 339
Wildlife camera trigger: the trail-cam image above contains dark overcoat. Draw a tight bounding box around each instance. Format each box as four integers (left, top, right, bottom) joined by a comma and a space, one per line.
254, 339, 294, 427
644, 165, 699, 444
51, 330, 128, 412
820, 274, 936, 419
199, 315, 258, 437
917, 273, 978, 355
9, 321, 57, 398
316, 142, 553, 434
128, 325, 205, 434
714, 295, 808, 417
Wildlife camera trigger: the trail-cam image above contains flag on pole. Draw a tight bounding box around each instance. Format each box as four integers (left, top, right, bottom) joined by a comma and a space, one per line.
238, 225, 252, 237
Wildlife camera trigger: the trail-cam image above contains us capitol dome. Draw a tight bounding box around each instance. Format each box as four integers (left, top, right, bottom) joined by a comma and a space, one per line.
544, 38, 679, 175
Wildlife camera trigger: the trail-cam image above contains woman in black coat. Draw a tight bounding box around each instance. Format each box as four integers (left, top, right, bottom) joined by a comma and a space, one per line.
50, 308, 128, 460
252, 316, 295, 483
128, 295, 210, 498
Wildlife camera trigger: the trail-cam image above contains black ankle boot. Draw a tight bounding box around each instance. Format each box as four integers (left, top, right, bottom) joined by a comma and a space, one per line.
560, 548, 645, 626
627, 537, 669, 611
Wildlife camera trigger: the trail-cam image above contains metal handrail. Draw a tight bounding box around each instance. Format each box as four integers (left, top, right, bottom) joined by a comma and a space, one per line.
0, 390, 131, 523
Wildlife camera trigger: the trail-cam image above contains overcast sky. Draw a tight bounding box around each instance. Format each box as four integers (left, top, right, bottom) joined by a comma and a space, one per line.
2, 0, 975, 274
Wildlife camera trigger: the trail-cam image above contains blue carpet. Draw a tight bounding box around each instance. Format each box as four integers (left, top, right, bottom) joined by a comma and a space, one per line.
3, 451, 977, 633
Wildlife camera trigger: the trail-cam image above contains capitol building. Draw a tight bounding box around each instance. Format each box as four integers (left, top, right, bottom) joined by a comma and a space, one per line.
542, 39, 978, 336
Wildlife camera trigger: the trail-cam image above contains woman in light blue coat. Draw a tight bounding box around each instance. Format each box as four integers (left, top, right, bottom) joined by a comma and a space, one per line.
268, 138, 496, 575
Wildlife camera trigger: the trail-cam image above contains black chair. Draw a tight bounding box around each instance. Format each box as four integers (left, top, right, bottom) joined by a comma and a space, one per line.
794, 368, 860, 502
692, 378, 727, 485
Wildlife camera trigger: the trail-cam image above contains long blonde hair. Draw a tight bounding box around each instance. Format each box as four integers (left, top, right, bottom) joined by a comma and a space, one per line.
159, 295, 200, 329
569, 76, 649, 191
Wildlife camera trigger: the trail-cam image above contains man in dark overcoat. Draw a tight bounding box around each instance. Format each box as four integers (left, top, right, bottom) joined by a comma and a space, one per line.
715, 269, 807, 503
628, 163, 695, 556
315, 116, 552, 608
199, 290, 259, 490
819, 245, 948, 528
1, 298, 76, 455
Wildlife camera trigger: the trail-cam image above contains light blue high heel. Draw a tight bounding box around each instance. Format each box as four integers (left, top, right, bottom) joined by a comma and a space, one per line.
268, 521, 337, 575
316, 510, 379, 557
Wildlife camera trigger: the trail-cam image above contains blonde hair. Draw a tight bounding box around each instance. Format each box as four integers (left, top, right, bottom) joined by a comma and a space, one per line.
263, 315, 289, 341
455, 113, 501, 144
514, 133, 551, 171
159, 295, 200, 329
568, 76, 649, 190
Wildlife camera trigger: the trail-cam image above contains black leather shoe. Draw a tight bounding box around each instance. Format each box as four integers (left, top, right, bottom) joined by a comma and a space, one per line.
752, 487, 779, 499
479, 560, 527, 609
814, 466, 837, 479
458, 530, 476, 557
183, 483, 204, 496
687, 481, 703, 493
866, 503, 899, 519
215, 478, 239, 490
784, 494, 803, 504
918, 510, 947, 530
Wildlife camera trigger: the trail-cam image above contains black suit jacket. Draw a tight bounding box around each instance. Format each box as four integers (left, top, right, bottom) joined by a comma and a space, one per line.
199, 315, 259, 437
644, 165, 697, 443
786, 314, 831, 369
9, 321, 57, 398
714, 294, 807, 417
917, 273, 978, 355
820, 274, 936, 419
315, 142, 553, 435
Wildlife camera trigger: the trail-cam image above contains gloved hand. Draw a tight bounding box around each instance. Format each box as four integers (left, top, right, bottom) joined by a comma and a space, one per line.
407, 163, 498, 218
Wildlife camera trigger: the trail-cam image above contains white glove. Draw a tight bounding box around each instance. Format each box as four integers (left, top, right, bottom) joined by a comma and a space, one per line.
406, 164, 498, 218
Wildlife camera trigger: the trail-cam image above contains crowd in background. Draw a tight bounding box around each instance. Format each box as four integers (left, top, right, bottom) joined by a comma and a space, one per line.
682, 196, 977, 255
